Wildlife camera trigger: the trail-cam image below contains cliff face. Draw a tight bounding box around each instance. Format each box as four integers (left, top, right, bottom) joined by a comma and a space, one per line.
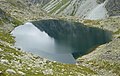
105, 0, 120, 16
43, 0, 120, 19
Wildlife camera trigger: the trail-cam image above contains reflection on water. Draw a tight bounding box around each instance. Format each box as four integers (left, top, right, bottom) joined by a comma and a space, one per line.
11, 22, 76, 64
11, 20, 112, 64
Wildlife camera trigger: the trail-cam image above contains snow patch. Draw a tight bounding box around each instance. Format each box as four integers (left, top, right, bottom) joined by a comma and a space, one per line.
85, 2, 108, 20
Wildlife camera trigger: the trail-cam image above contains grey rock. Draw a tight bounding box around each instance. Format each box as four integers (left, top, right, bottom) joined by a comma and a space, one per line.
18, 71, 26, 76
105, 0, 120, 16
27, 0, 51, 5
6, 69, 16, 74
42, 69, 53, 75
0, 71, 2, 74
97, 0, 105, 4
0, 48, 3, 51
0, 59, 9, 64
43, 0, 120, 19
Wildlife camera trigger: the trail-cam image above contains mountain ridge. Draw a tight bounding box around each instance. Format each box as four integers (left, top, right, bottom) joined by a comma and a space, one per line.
42, 0, 120, 20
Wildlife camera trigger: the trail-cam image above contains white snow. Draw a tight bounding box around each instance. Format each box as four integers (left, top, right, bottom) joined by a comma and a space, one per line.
85, 2, 108, 20
75, 0, 98, 18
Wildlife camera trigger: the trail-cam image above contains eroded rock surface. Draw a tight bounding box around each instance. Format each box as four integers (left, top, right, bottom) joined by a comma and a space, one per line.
105, 0, 120, 16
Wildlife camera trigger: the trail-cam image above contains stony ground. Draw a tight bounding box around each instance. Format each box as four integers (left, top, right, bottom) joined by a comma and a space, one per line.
77, 17, 120, 76
0, 39, 97, 76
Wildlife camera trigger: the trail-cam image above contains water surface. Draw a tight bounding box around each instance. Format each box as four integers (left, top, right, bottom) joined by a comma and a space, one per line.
11, 20, 112, 64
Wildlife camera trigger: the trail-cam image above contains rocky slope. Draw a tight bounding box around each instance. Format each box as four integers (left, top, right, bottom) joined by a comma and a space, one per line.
77, 17, 120, 76
43, 0, 120, 19
105, 0, 120, 16
25, 0, 51, 6
0, 0, 120, 76
0, 0, 50, 23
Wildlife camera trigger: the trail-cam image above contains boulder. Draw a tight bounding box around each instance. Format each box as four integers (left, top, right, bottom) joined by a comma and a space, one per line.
6, 69, 16, 74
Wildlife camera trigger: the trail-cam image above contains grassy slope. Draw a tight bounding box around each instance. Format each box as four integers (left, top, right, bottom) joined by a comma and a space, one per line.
77, 17, 120, 76
0, 36, 96, 76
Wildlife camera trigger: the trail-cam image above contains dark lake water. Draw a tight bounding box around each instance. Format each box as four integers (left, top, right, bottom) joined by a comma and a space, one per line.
11, 19, 112, 64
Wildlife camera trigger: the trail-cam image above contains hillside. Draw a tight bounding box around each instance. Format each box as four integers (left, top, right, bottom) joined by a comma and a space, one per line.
43, 0, 120, 19
0, 0, 120, 76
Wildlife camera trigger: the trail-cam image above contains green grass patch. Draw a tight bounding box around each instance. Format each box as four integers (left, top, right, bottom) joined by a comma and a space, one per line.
114, 29, 120, 34
11, 18, 23, 27
87, 60, 120, 75
0, 31, 15, 44
83, 20, 100, 25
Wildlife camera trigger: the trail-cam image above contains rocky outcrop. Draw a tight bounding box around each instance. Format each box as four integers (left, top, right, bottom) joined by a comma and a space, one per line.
43, 0, 99, 19
0, 8, 21, 32
6, 69, 16, 74
105, 0, 120, 16
97, 0, 105, 4
26, 0, 51, 5
43, 0, 120, 19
